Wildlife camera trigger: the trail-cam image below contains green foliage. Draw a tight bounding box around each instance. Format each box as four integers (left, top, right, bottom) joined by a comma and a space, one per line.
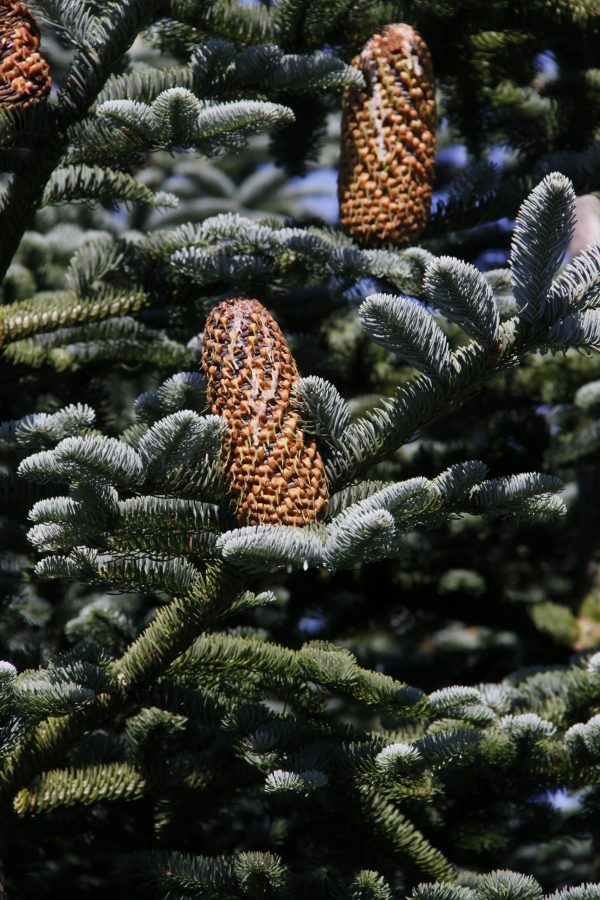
42, 165, 179, 208
1, 1, 600, 897
13, 761, 145, 816
424, 258, 501, 347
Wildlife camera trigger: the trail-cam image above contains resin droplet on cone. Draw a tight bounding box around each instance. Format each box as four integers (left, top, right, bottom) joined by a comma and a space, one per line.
202, 298, 329, 526
0, 1, 51, 109
339, 23, 436, 247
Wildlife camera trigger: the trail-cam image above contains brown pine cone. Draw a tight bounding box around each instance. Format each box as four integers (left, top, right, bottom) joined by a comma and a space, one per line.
202, 298, 329, 527
0, 1, 51, 110
339, 23, 436, 248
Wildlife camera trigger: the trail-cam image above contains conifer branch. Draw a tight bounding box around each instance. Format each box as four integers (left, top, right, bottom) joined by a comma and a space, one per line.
113, 563, 242, 687
13, 762, 145, 816
0, 1, 160, 282
360, 788, 454, 881
2, 11, 600, 889
0, 562, 241, 796
42, 165, 178, 208
170, 632, 426, 717
120, 849, 289, 898
0, 290, 149, 348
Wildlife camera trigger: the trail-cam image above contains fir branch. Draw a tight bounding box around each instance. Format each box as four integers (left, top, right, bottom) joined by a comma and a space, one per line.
264, 768, 328, 796
114, 563, 242, 687
325, 180, 599, 488
293, 375, 351, 447
218, 525, 326, 572
0, 404, 95, 452
168, 213, 434, 295
359, 788, 454, 881
36, 549, 202, 595
42, 165, 178, 208
425, 257, 501, 346
0, 1, 162, 282
170, 0, 276, 43
133, 372, 207, 426
548, 242, 600, 315
322, 480, 445, 568
137, 411, 225, 480
18, 435, 144, 488
0, 696, 115, 797
98, 41, 363, 106
433, 461, 490, 505
65, 236, 129, 299
468, 473, 565, 522
3, 318, 190, 373
170, 633, 426, 717
95, 90, 295, 153
96, 64, 195, 106
235, 45, 364, 93
325, 481, 395, 519
194, 98, 295, 145
0, 290, 149, 347
510, 172, 576, 327
30, 1, 101, 46
117, 496, 222, 535
359, 294, 455, 379
323, 508, 396, 569
546, 310, 600, 351
410, 884, 477, 900
350, 870, 394, 899
0, 563, 241, 795
478, 870, 543, 900
120, 849, 288, 898
13, 762, 145, 816
324, 339, 493, 488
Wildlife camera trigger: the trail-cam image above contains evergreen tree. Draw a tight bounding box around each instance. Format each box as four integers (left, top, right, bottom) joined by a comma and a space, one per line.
1, 1, 600, 897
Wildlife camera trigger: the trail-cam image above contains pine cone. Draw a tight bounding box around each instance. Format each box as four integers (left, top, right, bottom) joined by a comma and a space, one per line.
339, 23, 436, 248
202, 298, 329, 527
0, 1, 51, 110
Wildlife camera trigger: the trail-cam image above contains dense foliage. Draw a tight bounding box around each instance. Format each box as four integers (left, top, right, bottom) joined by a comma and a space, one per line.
1, 1, 600, 898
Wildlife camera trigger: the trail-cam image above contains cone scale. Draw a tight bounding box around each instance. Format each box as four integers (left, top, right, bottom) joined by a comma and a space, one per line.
202, 298, 329, 527
0, 1, 51, 110
339, 23, 436, 248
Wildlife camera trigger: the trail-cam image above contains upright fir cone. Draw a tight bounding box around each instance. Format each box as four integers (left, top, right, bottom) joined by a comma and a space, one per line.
202, 298, 329, 527
339, 23, 436, 247
0, 1, 51, 110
